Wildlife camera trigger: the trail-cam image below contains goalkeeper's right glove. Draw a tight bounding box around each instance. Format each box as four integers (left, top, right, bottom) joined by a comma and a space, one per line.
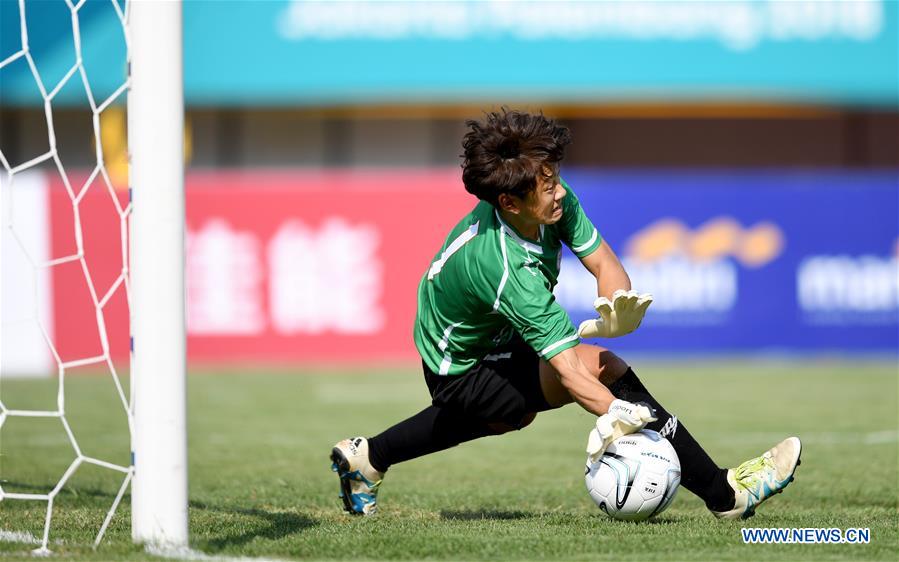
585, 399, 657, 463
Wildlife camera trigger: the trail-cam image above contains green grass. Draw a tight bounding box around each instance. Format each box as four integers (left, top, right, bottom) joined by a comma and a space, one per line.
1, 360, 897, 561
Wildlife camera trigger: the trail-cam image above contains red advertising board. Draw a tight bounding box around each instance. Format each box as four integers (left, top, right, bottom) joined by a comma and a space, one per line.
49, 169, 476, 365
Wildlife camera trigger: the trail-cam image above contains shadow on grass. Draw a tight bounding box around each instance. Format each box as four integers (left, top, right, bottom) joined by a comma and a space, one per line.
440, 509, 532, 521
190, 501, 317, 552
604, 516, 680, 526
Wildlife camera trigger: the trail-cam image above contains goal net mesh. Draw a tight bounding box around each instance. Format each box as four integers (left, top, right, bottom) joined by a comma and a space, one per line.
1, 0, 133, 553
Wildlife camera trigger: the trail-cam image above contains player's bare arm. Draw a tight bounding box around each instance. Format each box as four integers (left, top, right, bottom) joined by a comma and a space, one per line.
577, 241, 654, 339
579, 240, 631, 299
545, 347, 616, 416
539, 343, 630, 407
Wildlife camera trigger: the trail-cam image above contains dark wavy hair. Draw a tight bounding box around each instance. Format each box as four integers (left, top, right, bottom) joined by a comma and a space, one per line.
461, 108, 572, 206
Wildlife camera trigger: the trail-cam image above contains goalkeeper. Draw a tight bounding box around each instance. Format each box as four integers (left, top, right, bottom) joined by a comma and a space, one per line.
331, 108, 800, 519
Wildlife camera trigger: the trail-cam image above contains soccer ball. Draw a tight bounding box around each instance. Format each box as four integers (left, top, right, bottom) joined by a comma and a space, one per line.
585, 429, 681, 521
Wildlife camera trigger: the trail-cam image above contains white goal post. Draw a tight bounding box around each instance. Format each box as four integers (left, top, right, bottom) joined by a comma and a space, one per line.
0, 0, 187, 553
129, 0, 188, 548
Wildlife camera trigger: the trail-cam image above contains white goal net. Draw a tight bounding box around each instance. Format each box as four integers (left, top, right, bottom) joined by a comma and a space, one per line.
1, 0, 184, 554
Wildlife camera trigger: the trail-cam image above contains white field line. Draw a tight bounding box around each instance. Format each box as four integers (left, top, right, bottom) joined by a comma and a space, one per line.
146, 545, 291, 562
0, 529, 41, 545
861, 429, 899, 444
315, 383, 420, 403
0, 534, 286, 562
705, 428, 899, 447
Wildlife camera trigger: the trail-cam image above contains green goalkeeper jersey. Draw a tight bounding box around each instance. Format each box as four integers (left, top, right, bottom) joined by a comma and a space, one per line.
414, 179, 602, 375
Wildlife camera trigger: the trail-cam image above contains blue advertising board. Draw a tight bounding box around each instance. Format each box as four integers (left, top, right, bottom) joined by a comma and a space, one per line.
556, 170, 899, 354
2, 0, 897, 107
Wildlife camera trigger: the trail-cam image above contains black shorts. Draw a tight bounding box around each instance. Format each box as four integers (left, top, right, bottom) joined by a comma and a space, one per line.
422, 335, 556, 428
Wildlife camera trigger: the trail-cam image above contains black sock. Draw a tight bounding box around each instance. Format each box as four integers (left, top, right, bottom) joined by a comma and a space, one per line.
367, 405, 495, 473
609, 368, 735, 512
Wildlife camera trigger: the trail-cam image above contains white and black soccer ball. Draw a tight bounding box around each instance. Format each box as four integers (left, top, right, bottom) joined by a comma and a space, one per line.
585, 429, 681, 521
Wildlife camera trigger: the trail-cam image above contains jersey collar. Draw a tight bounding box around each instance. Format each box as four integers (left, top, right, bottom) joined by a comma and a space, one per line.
494, 210, 544, 255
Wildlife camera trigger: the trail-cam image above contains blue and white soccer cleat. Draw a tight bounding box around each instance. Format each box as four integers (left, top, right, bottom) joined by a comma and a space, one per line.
330, 437, 384, 516
713, 436, 802, 520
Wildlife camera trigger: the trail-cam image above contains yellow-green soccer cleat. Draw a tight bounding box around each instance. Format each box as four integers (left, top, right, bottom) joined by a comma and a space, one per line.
330, 437, 384, 516
713, 436, 802, 520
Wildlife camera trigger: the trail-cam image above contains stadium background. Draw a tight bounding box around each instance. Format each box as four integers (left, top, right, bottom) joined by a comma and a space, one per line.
2, 0, 896, 373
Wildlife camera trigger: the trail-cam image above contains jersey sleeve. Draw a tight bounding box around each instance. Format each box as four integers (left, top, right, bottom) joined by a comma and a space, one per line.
558, 178, 602, 258
494, 250, 580, 360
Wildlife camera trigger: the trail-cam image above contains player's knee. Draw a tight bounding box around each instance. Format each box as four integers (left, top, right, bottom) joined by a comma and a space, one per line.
486, 421, 513, 434
576, 343, 629, 385
487, 412, 537, 434
518, 411, 537, 429
596, 350, 629, 386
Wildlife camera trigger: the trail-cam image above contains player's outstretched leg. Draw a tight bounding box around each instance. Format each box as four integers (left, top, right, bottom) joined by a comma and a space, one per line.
712, 436, 802, 520
330, 437, 384, 516
607, 367, 800, 518
606, 368, 736, 512
331, 404, 532, 514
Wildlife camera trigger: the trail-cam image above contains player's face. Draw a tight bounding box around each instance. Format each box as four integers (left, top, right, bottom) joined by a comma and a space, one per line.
522, 166, 566, 225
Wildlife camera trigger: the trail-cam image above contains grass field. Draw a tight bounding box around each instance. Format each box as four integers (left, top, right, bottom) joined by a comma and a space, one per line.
1, 360, 897, 561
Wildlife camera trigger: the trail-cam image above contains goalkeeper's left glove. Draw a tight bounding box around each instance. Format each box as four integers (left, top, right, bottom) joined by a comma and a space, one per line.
577, 289, 653, 339
586, 399, 657, 463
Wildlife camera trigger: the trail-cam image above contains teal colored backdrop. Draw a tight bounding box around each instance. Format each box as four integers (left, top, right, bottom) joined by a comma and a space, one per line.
2, 0, 897, 107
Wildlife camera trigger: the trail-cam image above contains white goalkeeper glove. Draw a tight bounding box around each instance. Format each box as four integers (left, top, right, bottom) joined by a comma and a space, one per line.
586, 399, 658, 463
577, 289, 653, 339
